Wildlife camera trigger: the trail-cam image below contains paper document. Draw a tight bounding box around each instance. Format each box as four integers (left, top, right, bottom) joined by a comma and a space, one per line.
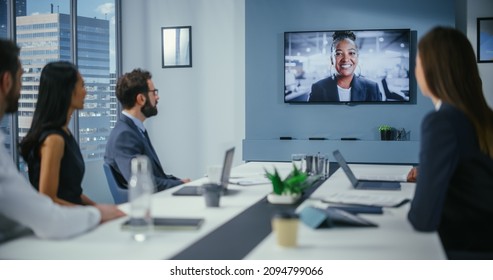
358, 174, 408, 182
229, 177, 270, 186
323, 192, 410, 207
352, 165, 412, 182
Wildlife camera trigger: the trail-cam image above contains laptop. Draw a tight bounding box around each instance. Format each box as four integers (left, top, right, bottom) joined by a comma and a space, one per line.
332, 150, 401, 190
172, 147, 235, 196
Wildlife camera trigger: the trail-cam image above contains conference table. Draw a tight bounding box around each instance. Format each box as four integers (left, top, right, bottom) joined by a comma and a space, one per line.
0, 162, 446, 259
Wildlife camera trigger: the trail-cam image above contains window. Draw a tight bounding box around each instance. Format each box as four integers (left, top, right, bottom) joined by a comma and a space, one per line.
77, 0, 117, 162
3, 0, 120, 170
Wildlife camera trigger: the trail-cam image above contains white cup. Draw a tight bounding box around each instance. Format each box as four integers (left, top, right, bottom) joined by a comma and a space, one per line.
207, 164, 223, 184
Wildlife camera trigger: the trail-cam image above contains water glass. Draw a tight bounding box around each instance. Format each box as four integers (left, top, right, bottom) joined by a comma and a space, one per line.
291, 153, 306, 171
305, 155, 316, 175
316, 154, 329, 179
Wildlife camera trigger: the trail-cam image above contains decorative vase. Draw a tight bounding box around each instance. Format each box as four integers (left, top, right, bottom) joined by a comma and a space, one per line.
267, 193, 301, 204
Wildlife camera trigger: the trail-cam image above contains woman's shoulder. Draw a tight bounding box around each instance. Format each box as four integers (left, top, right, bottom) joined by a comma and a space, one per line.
42, 133, 65, 147
431, 103, 466, 120
39, 128, 68, 143
423, 103, 470, 131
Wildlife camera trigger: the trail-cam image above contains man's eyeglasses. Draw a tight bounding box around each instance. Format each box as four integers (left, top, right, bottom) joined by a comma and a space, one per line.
148, 89, 159, 96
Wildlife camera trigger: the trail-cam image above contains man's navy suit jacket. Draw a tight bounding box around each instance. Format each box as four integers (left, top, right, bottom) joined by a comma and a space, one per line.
104, 114, 182, 191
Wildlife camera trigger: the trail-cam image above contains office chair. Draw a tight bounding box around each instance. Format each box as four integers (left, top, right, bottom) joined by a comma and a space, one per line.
103, 162, 129, 204
381, 78, 407, 101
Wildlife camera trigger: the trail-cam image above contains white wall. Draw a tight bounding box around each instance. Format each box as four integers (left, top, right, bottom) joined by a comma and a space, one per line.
121, 0, 245, 181
465, 0, 493, 108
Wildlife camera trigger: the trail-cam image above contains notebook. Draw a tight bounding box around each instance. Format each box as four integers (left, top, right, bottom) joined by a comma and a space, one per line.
357, 173, 408, 182
121, 217, 204, 230
332, 150, 401, 190
323, 192, 409, 207
356, 164, 411, 182
172, 147, 235, 196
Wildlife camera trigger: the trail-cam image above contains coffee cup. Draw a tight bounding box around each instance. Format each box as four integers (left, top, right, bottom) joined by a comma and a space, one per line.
271, 212, 299, 247
202, 183, 222, 207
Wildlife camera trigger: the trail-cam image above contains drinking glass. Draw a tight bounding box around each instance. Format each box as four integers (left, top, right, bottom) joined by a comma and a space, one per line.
316, 154, 329, 179
291, 154, 306, 172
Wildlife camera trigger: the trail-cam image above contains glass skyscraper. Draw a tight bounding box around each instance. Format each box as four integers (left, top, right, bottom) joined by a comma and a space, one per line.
16, 12, 113, 161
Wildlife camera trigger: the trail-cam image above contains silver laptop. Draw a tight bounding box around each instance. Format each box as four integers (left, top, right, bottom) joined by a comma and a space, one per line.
172, 147, 235, 196
332, 150, 401, 191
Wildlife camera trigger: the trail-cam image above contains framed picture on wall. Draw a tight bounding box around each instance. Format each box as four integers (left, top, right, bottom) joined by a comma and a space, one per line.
161, 26, 192, 68
477, 17, 493, 63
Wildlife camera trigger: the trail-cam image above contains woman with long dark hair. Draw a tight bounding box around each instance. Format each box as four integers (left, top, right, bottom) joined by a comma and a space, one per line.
21, 61, 95, 206
408, 27, 493, 259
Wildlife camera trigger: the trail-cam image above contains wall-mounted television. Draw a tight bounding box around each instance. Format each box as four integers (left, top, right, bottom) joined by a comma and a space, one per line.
284, 29, 411, 104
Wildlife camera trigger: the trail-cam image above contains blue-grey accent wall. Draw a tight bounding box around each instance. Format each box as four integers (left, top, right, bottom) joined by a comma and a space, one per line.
244, 0, 455, 163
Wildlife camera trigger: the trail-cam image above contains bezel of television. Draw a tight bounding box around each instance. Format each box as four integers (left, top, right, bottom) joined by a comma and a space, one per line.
284, 29, 411, 104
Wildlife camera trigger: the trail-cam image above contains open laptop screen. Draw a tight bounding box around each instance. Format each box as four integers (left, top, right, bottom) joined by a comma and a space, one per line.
221, 147, 235, 188
332, 150, 359, 187
332, 150, 402, 191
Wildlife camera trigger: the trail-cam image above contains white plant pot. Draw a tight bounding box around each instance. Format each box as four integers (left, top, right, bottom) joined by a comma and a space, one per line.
267, 193, 301, 204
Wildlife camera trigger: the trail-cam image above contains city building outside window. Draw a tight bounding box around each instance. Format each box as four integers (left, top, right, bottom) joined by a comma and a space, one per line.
1, 0, 119, 173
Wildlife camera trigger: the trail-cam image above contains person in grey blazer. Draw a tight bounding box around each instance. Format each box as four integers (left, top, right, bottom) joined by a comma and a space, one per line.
407, 27, 493, 259
104, 69, 190, 192
309, 31, 382, 102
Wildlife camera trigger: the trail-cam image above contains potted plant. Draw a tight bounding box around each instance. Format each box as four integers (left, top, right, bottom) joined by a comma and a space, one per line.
379, 125, 393, 141
265, 165, 316, 204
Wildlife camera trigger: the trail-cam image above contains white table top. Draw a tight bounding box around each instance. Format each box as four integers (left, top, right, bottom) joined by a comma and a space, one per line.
0, 162, 286, 260
245, 165, 446, 259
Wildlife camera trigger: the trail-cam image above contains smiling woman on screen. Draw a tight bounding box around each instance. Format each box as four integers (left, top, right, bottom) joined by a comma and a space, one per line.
308, 31, 382, 102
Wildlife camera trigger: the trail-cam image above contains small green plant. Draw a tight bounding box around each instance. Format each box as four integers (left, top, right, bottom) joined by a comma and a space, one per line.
378, 125, 392, 131
265, 164, 313, 195
379, 125, 394, 140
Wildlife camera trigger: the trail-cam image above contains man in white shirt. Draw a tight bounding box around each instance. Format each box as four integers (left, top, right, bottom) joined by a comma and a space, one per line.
0, 39, 125, 240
